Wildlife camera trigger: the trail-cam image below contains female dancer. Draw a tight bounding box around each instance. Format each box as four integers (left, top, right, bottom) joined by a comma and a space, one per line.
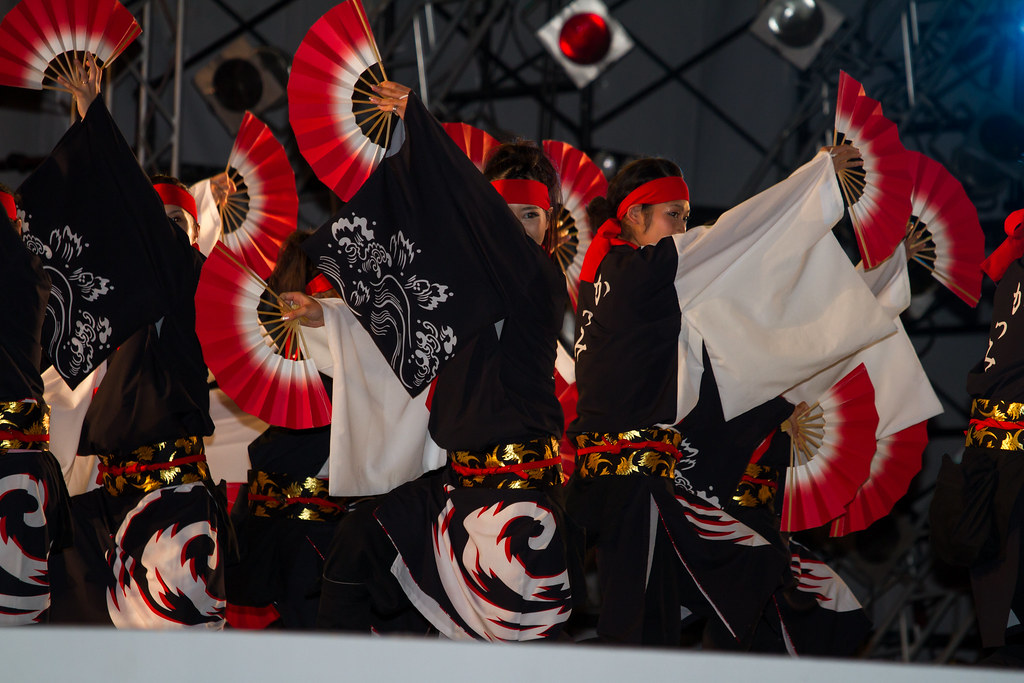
932, 208, 1024, 664
567, 145, 887, 646
226, 231, 346, 629
283, 84, 580, 640
44, 55, 227, 628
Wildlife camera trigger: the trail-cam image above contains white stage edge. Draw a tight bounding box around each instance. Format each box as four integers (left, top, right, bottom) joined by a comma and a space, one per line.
3, 628, 1020, 682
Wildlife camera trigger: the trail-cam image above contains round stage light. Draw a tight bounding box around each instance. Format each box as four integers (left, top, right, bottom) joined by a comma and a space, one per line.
766, 0, 825, 49
213, 58, 264, 112
558, 12, 612, 65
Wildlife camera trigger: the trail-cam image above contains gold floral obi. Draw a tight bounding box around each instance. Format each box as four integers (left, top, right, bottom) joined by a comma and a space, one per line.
448, 436, 562, 489
247, 470, 346, 522
965, 399, 1024, 451
574, 428, 682, 479
732, 462, 780, 509
0, 400, 50, 451
97, 436, 211, 497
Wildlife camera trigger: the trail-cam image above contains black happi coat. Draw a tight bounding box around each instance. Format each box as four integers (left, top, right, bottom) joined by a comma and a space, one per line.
77, 194, 210, 454
428, 241, 565, 451
79, 254, 212, 455
0, 219, 75, 624
570, 238, 790, 476
571, 240, 680, 435
228, 378, 336, 630
17, 99, 213, 455
19, 98, 190, 391
967, 258, 1024, 401
932, 258, 1024, 570
305, 95, 534, 402
306, 93, 565, 449
1, 216, 49, 403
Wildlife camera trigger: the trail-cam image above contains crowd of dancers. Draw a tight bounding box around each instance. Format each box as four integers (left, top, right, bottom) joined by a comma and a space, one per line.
2, 12, 1024, 665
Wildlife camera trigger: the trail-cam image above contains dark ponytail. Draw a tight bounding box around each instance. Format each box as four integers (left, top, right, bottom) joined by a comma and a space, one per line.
585, 195, 614, 230
267, 231, 318, 294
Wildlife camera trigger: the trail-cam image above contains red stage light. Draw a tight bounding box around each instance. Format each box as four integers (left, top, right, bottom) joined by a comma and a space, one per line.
558, 12, 612, 65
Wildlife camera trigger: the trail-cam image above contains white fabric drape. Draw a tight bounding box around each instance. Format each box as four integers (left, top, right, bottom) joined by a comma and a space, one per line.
190, 178, 223, 257
319, 298, 445, 496
672, 151, 897, 422
785, 246, 942, 438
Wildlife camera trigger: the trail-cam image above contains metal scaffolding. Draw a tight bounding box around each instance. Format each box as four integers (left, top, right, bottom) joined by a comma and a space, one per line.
115, 0, 185, 176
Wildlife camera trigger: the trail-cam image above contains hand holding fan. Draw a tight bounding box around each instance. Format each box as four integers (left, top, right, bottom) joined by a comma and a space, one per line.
288, 0, 398, 201
217, 111, 299, 280
0, 0, 140, 92
543, 140, 608, 308
833, 71, 913, 269
904, 151, 984, 307
780, 363, 879, 532
195, 245, 331, 430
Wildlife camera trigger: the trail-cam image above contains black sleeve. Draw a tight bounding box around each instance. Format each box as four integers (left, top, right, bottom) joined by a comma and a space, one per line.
17, 97, 202, 387
1, 218, 49, 402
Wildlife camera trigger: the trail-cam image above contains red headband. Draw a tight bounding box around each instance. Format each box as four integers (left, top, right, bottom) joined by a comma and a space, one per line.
491, 179, 551, 211
154, 183, 198, 223
616, 176, 689, 220
0, 191, 15, 223
981, 208, 1024, 283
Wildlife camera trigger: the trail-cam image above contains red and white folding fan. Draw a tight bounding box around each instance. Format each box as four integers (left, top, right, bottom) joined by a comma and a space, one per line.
543, 140, 608, 307
833, 71, 913, 269
829, 420, 928, 536
904, 151, 984, 307
218, 111, 298, 280
442, 122, 499, 172
834, 68, 868, 138
0, 0, 140, 91
195, 245, 331, 430
780, 363, 879, 533
288, 0, 396, 201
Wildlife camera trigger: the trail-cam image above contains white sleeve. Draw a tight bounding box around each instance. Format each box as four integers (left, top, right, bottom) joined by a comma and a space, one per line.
784, 318, 942, 439
189, 178, 224, 256
856, 242, 911, 319
786, 239, 940, 438
676, 151, 896, 421
43, 363, 105, 494
301, 324, 334, 377
320, 298, 445, 496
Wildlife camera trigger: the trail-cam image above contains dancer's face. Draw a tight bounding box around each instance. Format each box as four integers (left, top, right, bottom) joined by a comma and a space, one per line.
626, 199, 690, 246
508, 203, 550, 246
164, 204, 198, 243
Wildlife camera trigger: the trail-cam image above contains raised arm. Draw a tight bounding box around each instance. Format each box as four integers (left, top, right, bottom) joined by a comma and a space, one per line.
57, 53, 102, 121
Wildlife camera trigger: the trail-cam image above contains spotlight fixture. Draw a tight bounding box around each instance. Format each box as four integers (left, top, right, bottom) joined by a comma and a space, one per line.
193, 36, 288, 133
749, 0, 844, 71
536, 0, 633, 89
